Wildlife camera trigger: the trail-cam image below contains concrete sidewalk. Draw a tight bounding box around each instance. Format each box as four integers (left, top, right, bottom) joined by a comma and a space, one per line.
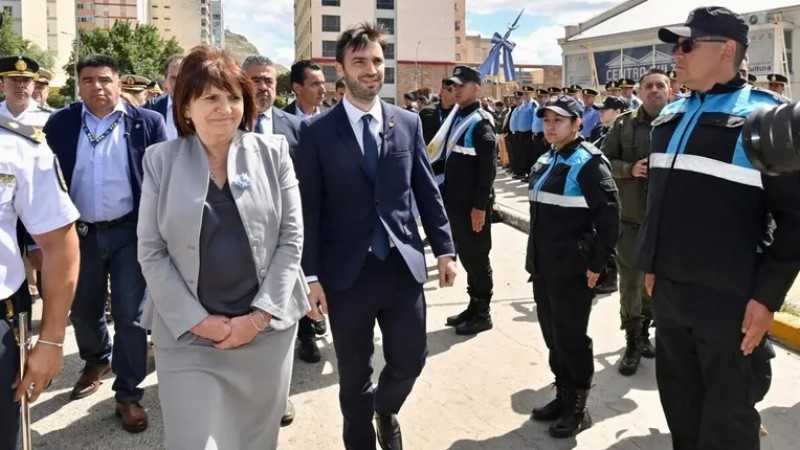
27, 222, 800, 449
491, 169, 800, 351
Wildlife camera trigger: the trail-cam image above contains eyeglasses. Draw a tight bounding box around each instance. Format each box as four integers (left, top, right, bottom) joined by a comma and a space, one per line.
672, 38, 729, 54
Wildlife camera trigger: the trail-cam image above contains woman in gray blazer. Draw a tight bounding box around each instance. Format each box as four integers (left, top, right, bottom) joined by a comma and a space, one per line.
137, 45, 310, 449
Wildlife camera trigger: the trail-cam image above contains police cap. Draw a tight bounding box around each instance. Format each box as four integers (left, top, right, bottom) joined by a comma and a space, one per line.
536, 95, 584, 118
597, 95, 629, 111
766, 73, 788, 85
0, 56, 40, 78
659, 6, 749, 46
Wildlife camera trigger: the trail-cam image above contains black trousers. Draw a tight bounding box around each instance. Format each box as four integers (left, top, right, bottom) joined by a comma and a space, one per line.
0, 282, 30, 450
297, 316, 315, 340
512, 132, 534, 176
532, 133, 548, 165
532, 274, 594, 390
445, 201, 493, 300
327, 250, 427, 450
653, 277, 773, 450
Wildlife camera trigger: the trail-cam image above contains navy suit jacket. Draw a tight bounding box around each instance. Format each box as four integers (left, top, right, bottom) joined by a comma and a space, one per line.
270, 106, 301, 155
43, 102, 168, 213
145, 94, 169, 120
295, 100, 454, 292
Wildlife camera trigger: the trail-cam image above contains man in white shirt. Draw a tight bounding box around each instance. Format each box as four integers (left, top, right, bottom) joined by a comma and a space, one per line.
283, 60, 327, 119
0, 56, 52, 128
145, 54, 183, 140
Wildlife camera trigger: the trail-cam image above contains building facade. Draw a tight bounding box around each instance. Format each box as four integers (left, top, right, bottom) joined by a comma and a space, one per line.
150, 0, 213, 51
559, 0, 800, 99
75, 0, 145, 31
293, 0, 465, 104
211, 0, 224, 47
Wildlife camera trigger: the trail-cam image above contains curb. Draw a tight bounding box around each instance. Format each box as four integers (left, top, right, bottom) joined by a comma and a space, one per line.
493, 203, 800, 353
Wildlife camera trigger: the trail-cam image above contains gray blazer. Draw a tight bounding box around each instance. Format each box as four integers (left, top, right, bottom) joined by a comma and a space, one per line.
137, 130, 310, 348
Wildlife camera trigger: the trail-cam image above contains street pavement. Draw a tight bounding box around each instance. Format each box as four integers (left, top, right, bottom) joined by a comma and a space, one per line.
28, 217, 800, 449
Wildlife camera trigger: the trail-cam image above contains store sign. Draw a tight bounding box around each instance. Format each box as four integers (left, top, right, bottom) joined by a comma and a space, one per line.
593, 44, 675, 85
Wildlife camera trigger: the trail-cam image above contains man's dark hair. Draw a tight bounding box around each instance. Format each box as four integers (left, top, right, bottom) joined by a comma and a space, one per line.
162, 54, 184, 76
77, 54, 119, 77
638, 68, 669, 86
290, 60, 322, 85
335, 22, 387, 64
335, 78, 346, 89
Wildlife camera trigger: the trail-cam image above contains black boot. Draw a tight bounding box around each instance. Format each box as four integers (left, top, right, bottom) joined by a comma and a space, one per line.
641, 319, 655, 359
595, 262, 618, 294
618, 323, 643, 376
549, 388, 592, 438
445, 297, 476, 327
455, 298, 493, 335
531, 381, 567, 421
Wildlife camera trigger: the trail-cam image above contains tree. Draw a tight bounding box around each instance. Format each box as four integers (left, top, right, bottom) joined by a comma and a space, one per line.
62, 21, 183, 100
277, 72, 292, 96
0, 12, 56, 69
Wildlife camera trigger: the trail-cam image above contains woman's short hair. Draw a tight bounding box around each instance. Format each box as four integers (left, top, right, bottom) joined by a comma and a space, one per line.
173, 45, 257, 137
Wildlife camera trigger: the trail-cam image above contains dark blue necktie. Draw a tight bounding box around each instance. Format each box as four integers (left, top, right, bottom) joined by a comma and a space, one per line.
254, 114, 265, 134
361, 114, 390, 260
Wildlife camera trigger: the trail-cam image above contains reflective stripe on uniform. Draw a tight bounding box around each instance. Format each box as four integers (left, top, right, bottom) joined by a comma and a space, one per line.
529, 190, 589, 208
649, 153, 763, 189
451, 145, 476, 156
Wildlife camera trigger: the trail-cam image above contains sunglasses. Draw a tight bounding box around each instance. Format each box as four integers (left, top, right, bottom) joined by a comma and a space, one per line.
672, 38, 729, 54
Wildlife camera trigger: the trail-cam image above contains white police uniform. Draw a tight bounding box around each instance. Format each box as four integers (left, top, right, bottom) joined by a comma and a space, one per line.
0, 99, 51, 129
0, 121, 79, 299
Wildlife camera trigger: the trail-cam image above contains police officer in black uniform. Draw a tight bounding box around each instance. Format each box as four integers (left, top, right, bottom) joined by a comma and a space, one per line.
640, 8, 800, 449
439, 66, 497, 336
526, 95, 620, 438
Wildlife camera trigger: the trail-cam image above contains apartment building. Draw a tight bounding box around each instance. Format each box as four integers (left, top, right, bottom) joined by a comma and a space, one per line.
150, 0, 213, 51
211, 0, 224, 47
75, 0, 146, 31
294, 0, 466, 103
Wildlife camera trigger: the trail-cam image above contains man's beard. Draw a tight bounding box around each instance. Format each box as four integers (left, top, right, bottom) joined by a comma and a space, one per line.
343, 72, 382, 103
256, 94, 272, 112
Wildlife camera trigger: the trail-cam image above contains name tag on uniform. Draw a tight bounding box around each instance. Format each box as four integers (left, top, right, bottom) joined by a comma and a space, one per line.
0, 173, 16, 184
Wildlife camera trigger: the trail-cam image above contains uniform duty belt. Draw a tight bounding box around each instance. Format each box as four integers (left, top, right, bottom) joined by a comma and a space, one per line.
2, 298, 20, 345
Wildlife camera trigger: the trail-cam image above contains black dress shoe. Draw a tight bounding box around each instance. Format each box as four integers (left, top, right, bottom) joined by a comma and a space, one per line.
313, 318, 327, 336
281, 399, 295, 427
298, 337, 321, 363
375, 413, 402, 450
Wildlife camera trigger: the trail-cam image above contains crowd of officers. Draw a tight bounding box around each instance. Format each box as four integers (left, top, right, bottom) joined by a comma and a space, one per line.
1, 6, 799, 448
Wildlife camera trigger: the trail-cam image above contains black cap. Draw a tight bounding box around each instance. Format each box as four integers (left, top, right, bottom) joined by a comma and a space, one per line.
767, 73, 789, 84
582, 88, 598, 96
546, 86, 562, 95
667, 70, 678, 80
522, 85, 535, 92
514, 90, 524, 96
597, 96, 629, 111
618, 78, 635, 88
404, 92, 417, 101
536, 95, 584, 118
535, 88, 549, 96
0, 56, 40, 78
447, 65, 482, 85
658, 6, 749, 47
605, 80, 621, 91
566, 84, 582, 93
747, 73, 757, 84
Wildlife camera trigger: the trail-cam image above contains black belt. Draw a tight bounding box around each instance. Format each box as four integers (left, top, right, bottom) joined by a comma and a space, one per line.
517, 131, 533, 135
81, 212, 137, 230
534, 132, 545, 138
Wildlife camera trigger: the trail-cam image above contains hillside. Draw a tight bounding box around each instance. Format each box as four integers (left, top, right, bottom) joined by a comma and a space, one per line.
225, 29, 289, 74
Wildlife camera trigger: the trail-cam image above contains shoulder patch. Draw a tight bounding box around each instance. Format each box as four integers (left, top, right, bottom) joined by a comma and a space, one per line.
578, 140, 604, 156
0, 114, 44, 143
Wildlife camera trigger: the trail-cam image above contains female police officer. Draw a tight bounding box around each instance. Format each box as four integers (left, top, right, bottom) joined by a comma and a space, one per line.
525, 95, 620, 438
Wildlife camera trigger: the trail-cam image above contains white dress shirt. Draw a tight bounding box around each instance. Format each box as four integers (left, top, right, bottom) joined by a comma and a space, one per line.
295, 104, 321, 121
165, 96, 178, 140
256, 108, 274, 135
0, 99, 51, 128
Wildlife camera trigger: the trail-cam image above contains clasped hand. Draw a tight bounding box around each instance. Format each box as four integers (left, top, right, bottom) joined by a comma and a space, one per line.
190, 313, 266, 350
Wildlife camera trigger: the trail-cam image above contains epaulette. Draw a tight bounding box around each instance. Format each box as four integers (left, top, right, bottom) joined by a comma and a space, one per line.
477, 108, 495, 126
750, 86, 788, 104
0, 114, 45, 143
38, 104, 54, 113
578, 140, 604, 156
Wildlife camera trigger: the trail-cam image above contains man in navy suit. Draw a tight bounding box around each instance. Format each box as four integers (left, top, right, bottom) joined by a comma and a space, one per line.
144, 54, 183, 140
295, 23, 457, 450
41, 53, 167, 432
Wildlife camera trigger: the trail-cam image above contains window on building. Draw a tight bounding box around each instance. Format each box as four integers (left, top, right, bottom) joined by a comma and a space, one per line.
455, 20, 461, 31
2, 6, 12, 14
377, 18, 394, 35
322, 15, 340, 32
455, 36, 461, 44
322, 65, 338, 82
322, 40, 337, 57
385, 43, 395, 60
376, 0, 394, 9
322, 0, 340, 5
785, 30, 794, 74
384, 67, 395, 84
455, 53, 461, 61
